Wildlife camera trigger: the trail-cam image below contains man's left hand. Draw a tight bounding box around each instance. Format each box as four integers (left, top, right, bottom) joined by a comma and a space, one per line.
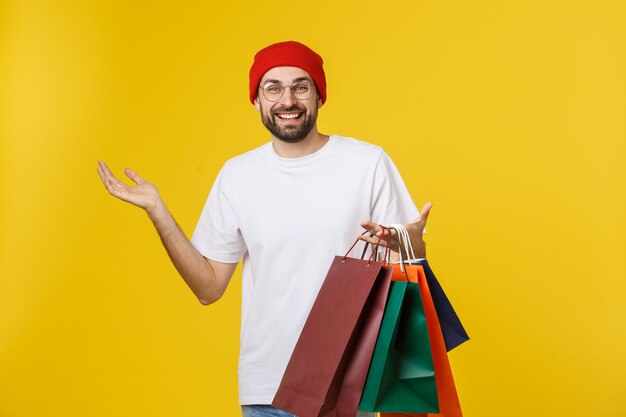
359, 202, 432, 259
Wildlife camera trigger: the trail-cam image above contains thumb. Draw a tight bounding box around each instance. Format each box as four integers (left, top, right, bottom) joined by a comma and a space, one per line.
418, 202, 433, 223
124, 168, 145, 185
409, 202, 433, 225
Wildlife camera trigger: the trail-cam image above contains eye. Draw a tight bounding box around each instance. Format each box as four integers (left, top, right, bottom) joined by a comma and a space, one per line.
265, 85, 282, 94
293, 83, 310, 93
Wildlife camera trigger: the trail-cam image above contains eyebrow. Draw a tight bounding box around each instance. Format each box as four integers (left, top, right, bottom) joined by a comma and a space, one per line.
261, 77, 313, 86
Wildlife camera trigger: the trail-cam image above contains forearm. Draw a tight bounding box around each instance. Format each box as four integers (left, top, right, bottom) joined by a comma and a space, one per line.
147, 200, 222, 304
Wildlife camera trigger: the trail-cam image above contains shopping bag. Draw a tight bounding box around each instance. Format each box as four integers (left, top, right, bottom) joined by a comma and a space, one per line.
370, 225, 462, 417
385, 223, 469, 352
272, 234, 393, 417
327, 262, 393, 417
408, 259, 469, 351
380, 263, 463, 417
358, 279, 438, 413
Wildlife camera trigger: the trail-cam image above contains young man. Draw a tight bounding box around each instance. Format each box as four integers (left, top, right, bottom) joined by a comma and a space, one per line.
97, 41, 431, 417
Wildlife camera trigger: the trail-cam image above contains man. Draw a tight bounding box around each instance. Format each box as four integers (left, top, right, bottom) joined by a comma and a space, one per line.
97, 41, 431, 417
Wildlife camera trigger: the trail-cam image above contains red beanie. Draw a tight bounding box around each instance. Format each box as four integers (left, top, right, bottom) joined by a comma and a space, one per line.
249, 41, 327, 104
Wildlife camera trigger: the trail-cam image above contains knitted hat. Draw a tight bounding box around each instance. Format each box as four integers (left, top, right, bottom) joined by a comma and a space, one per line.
249, 41, 326, 104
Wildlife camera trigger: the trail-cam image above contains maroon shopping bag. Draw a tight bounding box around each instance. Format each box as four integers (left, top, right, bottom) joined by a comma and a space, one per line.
273, 234, 393, 417
326, 263, 393, 417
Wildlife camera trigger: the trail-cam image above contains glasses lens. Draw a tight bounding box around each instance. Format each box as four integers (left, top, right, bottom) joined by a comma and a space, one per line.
262, 85, 283, 102
261, 82, 313, 102
291, 83, 311, 100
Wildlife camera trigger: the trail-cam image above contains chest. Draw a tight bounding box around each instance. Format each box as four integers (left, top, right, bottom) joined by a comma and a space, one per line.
229, 164, 375, 255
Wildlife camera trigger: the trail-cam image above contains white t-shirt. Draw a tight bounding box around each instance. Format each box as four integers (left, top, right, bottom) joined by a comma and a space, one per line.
191, 135, 419, 405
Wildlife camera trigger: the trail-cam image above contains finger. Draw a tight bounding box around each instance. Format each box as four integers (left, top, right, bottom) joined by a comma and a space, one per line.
359, 235, 390, 248
418, 202, 432, 224
376, 227, 398, 240
409, 201, 433, 225
124, 167, 145, 185
360, 220, 382, 235
369, 237, 400, 253
98, 160, 116, 180
104, 176, 130, 198
358, 230, 376, 243
97, 165, 131, 198
98, 160, 134, 188
97, 165, 114, 189
97, 166, 116, 191
360, 222, 397, 238
359, 227, 398, 247
98, 160, 126, 188
100, 167, 128, 192
96, 166, 106, 184
359, 234, 385, 244
358, 228, 386, 244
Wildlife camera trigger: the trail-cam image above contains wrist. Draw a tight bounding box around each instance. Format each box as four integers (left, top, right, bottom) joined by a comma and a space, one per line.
413, 240, 426, 259
146, 198, 168, 223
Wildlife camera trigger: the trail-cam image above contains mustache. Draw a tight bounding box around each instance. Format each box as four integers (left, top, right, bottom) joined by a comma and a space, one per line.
272, 105, 306, 114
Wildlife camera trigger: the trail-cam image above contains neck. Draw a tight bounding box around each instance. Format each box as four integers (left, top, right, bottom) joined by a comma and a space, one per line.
272, 128, 330, 158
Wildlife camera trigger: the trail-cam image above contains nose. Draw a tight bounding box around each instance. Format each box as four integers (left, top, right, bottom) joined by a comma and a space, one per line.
278, 86, 297, 107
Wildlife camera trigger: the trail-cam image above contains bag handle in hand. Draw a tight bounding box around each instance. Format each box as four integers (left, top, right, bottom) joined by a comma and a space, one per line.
343, 229, 385, 266
387, 223, 416, 261
354, 226, 391, 265
387, 225, 410, 282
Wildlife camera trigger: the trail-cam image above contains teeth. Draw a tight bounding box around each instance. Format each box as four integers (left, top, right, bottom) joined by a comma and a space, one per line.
277, 113, 302, 119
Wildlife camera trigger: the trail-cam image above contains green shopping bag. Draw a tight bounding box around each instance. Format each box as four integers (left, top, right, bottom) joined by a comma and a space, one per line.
359, 280, 439, 413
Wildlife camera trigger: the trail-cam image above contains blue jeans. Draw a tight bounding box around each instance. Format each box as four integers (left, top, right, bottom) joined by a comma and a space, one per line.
241, 405, 375, 417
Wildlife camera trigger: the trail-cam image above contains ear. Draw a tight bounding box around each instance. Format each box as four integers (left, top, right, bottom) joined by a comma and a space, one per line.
254, 96, 261, 112
317, 93, 324, 109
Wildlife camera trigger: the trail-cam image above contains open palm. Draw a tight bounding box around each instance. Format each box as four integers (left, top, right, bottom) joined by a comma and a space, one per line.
97, 160, 160, 212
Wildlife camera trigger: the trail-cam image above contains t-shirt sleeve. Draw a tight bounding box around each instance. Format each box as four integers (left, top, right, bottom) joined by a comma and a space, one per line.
191, 163, 247, 263
370, 151, 420, 225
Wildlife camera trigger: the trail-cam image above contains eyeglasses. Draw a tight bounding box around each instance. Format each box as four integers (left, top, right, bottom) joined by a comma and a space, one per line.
259, 81, 313, 102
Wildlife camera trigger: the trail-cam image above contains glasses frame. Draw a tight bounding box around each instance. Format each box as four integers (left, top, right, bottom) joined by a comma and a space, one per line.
259, 80, 315, 102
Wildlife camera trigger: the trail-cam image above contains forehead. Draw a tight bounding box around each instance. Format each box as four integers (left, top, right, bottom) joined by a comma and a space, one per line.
260, 66, 313, 84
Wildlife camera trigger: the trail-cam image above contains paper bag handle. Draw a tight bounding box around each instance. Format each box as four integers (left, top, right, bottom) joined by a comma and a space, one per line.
343, 227, 389, 266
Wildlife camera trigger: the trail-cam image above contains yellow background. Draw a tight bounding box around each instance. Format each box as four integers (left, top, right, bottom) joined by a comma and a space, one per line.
1, 1, 625, 416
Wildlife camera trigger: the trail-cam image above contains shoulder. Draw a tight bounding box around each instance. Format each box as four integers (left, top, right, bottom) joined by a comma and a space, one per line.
221, 142, 273, 173
331, 135, 386, 162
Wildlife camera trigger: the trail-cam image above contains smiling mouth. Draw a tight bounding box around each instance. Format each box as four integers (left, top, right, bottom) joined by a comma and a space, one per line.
275, 112, 304, 121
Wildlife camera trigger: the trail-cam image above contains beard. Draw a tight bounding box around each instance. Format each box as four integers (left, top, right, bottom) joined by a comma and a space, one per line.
260, 103, 318, 143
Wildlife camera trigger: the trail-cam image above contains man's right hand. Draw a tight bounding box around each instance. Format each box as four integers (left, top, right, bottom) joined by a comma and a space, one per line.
96, 159, 237, 305
97, 160, 161, 214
